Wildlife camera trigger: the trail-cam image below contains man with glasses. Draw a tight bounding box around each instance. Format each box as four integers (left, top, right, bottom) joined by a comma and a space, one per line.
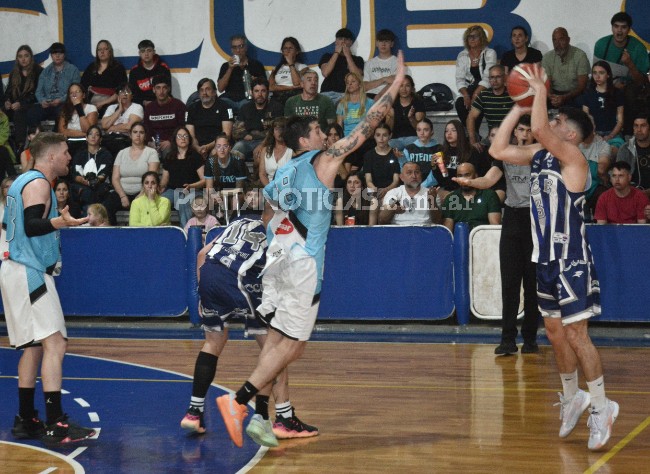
143, 76, 186, 158
217, 35, 266, 114
187, 78, 234, 159
129, 40, 171, 106
467, 65, 514, 150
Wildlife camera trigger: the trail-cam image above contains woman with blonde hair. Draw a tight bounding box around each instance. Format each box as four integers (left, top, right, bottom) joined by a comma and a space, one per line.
87, 203, 110, 227
336, 72, 374, 137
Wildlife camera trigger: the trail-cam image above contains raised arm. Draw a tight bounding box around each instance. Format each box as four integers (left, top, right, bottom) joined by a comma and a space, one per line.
315, 51, 406, 187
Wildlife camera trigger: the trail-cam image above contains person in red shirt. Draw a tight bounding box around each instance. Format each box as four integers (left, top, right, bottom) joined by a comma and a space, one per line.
595, 161, 649, 223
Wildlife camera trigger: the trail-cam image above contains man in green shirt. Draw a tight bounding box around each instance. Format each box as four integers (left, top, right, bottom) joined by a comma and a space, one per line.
284, 68, 336, 131
442, 162, 501, 232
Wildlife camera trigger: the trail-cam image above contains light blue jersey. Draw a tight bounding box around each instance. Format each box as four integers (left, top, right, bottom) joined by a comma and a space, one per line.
3, 170, 60, 298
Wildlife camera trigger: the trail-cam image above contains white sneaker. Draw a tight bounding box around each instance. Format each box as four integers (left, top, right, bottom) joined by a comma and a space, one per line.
556, 389, 590, 438
246, 414, 279, 447
587, 400, 619, 451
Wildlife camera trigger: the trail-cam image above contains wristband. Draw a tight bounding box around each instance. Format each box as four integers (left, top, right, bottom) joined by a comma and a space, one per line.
75, 103, 85, 116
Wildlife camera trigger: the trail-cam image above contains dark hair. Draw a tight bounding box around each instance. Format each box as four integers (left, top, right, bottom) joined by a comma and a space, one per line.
401, 75, 416, 99
141, 170, 160, 185
611, 160, 631, 172
30, 132, 66, 162
341, 172, 372, 225
8, 45, 38, 102
558, 107, 594, 141
417, 117, 434, 131
590, 61, 616, 111
284, 115, 318, 151
611, 12, 632, 27
167, 126, 193, 160
130, 121, 145, 133
442, 119, 472, 165
518, 114, 531, 127
376, 29, 396, 42
197, 77, 216, 91
262, 117, 288, 156
632, 112, 650, 123
511, 25, 530, 46
272, 37, 303, 78
86, 124, 102, 138
138, 39, 155, 50
60, 83, 87, 126
91, 39, 119, 73
335, 28, 355, 40
252, 77, 269, 89
117, 82, 132, 95
375, 122, 392, 135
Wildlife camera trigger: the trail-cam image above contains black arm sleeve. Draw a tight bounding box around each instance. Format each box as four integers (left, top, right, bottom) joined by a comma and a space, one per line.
24, 204, 56, 237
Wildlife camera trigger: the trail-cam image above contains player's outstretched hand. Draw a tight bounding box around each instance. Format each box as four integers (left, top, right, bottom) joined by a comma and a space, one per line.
523, 63, 547, 93
59, 206, 89, 227
395, 50, 405, 85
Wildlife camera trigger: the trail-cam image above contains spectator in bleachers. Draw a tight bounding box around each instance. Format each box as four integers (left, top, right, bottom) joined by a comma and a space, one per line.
19, 125, 39, 173
184, 196, 218, 237
284, 69, 336, 131
579, 120, 612, 217
269, 37, 306, 107
364, 29, 407, 99
160, 126, 205, 227
187, 78, 233, 160
401, 118, 440, 176
467, 64, 514, 148
108, 122, 160, 225
128, 171, 171, 226
454, 25, 497, 131
86, 203, 110, 227
29, 42, 81, 127
233, 78, 282, 163
385, 75, 425, 150
129, 39, 171, 107
335, 173, 378, 226
319, 28, 364, 104
594, 12, 648, 89
57, 83, 98, 159
442, 162, 501, 232
500, 25, 543, 75
337, 73, 374, 137
71, 125, 113, 210
324, 123, 349, 190
0, 110, 17, 170
379, 161, 440, 225
205, 134, 248, 219
217, 34, 266, 113
580, 61, 624, 155
81, 40, 127, 118
617, 114, 650, 196
424, 119, 478, 200
100, 82, 144, 157
363, 122, 400, 202
258, 117, 291, 186
595, 161, 649, 223
3, 45, 42, 150
541, 28, 590, 109
143, 75, 186, 158
54, 180, 82, 219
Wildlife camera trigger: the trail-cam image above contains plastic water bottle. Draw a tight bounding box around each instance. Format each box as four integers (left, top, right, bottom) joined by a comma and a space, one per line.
242, 68, 252, 100
154, 132, 161, 157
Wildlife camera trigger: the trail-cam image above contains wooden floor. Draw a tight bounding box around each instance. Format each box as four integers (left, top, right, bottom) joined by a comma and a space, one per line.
56, 337, 649, 473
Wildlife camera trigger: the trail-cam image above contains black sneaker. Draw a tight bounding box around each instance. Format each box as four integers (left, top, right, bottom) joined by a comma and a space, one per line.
272, 413, 319, 439
12, 411, 46, 439
42, 415, 96, 446
494, 341, 518, 356
521, 342, 539, 354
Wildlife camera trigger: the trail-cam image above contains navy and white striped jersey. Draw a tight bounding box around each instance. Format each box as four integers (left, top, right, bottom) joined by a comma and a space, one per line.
205, 217, 267, 278
529, 149, 591, 263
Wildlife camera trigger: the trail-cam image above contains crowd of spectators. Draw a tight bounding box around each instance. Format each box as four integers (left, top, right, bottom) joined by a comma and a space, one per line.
3, 13, 650, 230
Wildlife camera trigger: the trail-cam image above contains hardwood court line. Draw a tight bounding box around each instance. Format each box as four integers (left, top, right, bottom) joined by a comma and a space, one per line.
583, 415, 650, 474
0, 440, 85, 473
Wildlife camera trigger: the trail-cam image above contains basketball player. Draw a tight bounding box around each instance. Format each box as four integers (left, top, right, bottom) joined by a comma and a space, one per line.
180, 190, 317, 445
216, 52, 407, 448
490, 64, 618, 451
0, 132, 96, 446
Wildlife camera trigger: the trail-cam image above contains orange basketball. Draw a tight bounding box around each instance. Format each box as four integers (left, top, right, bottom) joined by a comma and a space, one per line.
507, 63, 550, 107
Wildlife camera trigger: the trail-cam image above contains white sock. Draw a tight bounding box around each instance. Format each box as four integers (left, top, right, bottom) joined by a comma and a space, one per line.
560, 371, 579, 399
275, 401, 293, 419
190, 396, 205, 412
587, 376, 606, 412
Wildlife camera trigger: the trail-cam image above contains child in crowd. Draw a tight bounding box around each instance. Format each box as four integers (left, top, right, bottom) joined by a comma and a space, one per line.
184, 196, 219, 239
87, 203, 110, 227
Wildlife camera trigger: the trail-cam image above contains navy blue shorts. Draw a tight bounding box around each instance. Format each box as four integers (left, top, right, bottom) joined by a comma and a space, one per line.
536, 259, 601, 325
198, 261, 265, 335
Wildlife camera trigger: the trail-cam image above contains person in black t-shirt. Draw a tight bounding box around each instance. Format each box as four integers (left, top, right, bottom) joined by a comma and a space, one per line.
318, 28, 364, 104
187, 78, 234, 159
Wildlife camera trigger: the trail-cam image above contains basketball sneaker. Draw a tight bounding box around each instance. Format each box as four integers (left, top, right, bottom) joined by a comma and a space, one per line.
556, 389, 590, 438
246, 414, 279, 447
272, 413, 319, 439
181, 407, 206, 434
216, 394, 248, 448
12, 411, 46, 439
587, 399, 619, 451
42, 415, 96, 446
494, 341, 518, 356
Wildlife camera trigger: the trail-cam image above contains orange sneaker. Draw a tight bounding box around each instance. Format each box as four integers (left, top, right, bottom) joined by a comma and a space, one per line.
216, 394, 248, 447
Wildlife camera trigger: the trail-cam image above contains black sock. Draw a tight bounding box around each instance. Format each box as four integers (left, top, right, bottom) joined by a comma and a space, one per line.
18, 387, 36, 419
255, 395, 270, 420
192, 351, 218, 398
44, 391, 63, 425
235, 381, 258, 406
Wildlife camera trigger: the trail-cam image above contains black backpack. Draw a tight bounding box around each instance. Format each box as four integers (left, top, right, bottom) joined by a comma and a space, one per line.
418, 83, 454, 112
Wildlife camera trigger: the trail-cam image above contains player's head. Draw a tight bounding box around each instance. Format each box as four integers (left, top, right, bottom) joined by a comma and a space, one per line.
284, 115, 324, 152
555, 107, 593, 143
30, 132, 70, 176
